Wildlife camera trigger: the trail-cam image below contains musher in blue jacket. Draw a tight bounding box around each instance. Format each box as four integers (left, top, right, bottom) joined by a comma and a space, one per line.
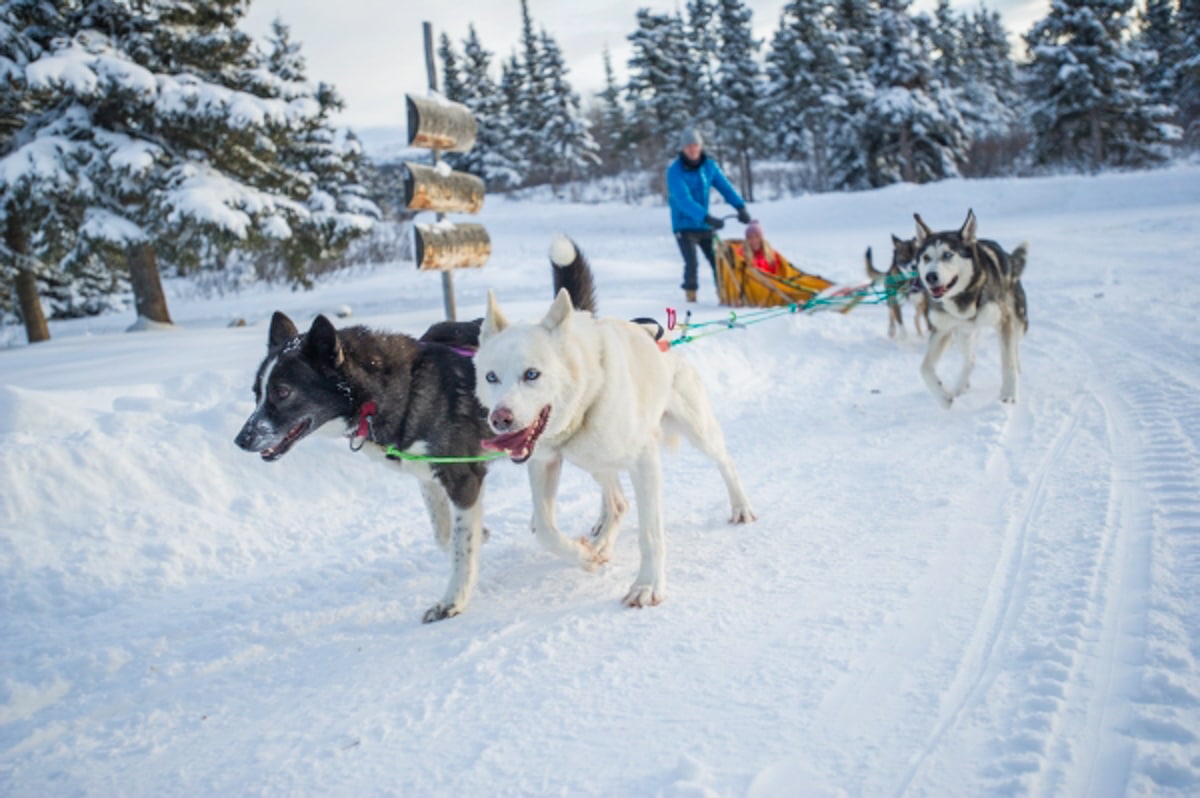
667, 125, 751, 302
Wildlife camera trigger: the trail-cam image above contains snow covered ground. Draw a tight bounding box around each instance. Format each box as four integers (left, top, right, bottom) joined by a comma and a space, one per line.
3, 165, 1200, 797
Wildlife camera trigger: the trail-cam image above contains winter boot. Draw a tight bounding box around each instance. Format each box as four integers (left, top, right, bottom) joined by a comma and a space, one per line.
685, 290, 697, 303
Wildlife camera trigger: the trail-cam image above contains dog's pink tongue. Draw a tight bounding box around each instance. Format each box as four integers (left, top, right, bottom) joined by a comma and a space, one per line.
482, 428, 530, 453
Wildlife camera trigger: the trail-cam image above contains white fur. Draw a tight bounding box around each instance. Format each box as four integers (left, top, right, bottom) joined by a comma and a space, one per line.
474, 287, 755, 608
549, 234, 576, 267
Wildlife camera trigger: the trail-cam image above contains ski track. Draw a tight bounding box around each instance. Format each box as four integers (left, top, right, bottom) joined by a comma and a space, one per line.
890, 314, 1200, 797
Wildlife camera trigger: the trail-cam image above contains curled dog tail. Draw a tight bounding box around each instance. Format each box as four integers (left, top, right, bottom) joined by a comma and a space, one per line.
549, 234, 598, 314
864, 246, 887, 283
1010, 242, 1029, 280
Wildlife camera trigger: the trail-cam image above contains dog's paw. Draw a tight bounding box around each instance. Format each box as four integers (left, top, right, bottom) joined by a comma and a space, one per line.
951, 381, 971, 397
622, 583, 666, 608
577, 536, 608, 570
422, 603, 462, 623
730, 505, 757, 524
1000, 393, 1017, 405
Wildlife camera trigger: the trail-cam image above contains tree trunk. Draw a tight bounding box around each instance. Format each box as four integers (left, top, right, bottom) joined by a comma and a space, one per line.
739, 149, 754, 203
900, 126, 915, 184
127, 242, 173, 326
4, 214, 49, 343
1089, 107, 1104, 171
14, 269, 50, 344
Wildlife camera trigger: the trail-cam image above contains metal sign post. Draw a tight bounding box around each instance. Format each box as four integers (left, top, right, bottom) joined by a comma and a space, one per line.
422, 21, 455, 320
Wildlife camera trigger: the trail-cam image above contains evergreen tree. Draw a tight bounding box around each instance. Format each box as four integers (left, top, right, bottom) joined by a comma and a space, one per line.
625, 10, 693, 165
764, 0, 857, 189
713, 0, 763, 200
825, 0, 879, 189
853, 0, 969, 186
515, 0, 550, 182
1023, 0, 1179, 170
0, 0, 91, 342
257, 20, 379, 285
437, 33, 467, 106
592, 47, 631, 175
685, 0, 721, 138
458, 25, 523, 189
533, 30, 599, 188
1179, 0, 1200, 146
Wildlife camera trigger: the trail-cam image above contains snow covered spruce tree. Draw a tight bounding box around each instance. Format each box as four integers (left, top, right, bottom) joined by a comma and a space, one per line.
764, 0, 860, 190
28, 0, 375, 328
0, 0, 94, 343
957, 6, 1023, 174
533, 30, 599, 190
1180, 0, 1200, 147
625, 10, 693, 167
590, 47, 632, 177
824, 0, 880, 189
842, 0, 968, 187
1023, 0, 1179, 171
684, 0, 722, 145
255, 19, 378, 285
712, 0, 763, 200
455, 25, 523, 189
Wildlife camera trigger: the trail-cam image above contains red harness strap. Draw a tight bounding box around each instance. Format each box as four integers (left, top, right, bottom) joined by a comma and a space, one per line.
349, 400, 377, 451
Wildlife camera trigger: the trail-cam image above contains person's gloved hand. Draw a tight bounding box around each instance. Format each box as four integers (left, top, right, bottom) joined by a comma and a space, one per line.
704, 215, 725, 231
736, 206, 752, 224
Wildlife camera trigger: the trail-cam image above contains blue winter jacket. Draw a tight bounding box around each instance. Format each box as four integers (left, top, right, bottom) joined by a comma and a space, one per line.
666, 153, 745, 232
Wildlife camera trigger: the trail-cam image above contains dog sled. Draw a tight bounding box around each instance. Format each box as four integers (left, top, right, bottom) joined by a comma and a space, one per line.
715, 239, 837, 308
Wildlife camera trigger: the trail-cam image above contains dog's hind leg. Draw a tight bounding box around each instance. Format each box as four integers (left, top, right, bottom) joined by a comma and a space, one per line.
665, 364, 756, 523
529, 454, 601, 568
590, 471, 627, 563
998, 315, 1021, 404
624, 444, 667, 608
921, 328, 956, 409
420, 479, 453, 551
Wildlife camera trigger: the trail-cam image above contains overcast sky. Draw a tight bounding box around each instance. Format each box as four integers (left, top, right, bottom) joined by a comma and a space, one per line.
242, 0, 1049, 131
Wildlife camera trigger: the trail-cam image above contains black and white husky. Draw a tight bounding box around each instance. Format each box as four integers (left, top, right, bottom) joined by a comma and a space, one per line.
913, 209, 1029, 408
865, 226, 927, 340
233, 252, 596, 622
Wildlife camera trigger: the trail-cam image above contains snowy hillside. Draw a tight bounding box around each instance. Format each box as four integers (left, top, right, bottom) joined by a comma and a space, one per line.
3, 166, 1200, 797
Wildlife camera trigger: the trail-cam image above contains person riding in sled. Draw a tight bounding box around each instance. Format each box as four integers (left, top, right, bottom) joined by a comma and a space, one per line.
742, 220, 783, 275
666, 125, 750, 303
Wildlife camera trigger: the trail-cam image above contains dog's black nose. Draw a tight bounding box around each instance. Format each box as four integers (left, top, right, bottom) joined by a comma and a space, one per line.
925, 271, 939, 284
490, 407, 514, 432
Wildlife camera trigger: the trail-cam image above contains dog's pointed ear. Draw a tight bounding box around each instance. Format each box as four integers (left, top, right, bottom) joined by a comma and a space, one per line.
541, 287, 573, 332
305, 314, 344, 368
960, 209, 977, 244
914, 213, 933, 243
268, 311, 299, 350
482, 290, 509, 341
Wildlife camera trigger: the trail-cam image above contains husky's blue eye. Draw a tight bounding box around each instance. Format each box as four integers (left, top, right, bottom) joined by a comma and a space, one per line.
523, 369, 540, 382
275, 385, 291, 400
486, 371, 499, 384
941, 251, 953, 261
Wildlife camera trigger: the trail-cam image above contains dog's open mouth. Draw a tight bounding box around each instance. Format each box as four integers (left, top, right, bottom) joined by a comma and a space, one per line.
928, 275, 958, 299
481, 406, 551, 464
261, 419, 312, 462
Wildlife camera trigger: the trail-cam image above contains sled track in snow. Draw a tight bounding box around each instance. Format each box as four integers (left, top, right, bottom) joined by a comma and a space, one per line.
897, 316, 1200, 796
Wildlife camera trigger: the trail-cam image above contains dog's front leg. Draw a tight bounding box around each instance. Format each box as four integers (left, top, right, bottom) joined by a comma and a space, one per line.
590, 471, 627, 563
529, 454, 599, 568
623, 445, 667, 608
423, 485, 484, 623
921, 328, 956, 409
950, 330, 978, 398
420, 479, 453, 551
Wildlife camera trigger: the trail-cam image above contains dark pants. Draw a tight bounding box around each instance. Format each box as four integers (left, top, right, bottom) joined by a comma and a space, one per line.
675, 230, 717, 291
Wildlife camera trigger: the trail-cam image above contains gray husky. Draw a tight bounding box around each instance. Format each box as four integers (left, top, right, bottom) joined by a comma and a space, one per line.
234, 249, 596, 622
913, 209, 1029, 408
865, 226, 927, 340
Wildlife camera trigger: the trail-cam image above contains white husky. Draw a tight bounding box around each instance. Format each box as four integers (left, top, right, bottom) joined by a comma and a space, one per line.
474, 236, 756, 608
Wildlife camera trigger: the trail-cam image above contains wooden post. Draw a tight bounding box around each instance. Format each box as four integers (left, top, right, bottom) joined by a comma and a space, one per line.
423, 21, 456, 321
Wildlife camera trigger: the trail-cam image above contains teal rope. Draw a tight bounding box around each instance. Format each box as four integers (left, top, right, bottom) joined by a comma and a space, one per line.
669, 269, 918, 347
